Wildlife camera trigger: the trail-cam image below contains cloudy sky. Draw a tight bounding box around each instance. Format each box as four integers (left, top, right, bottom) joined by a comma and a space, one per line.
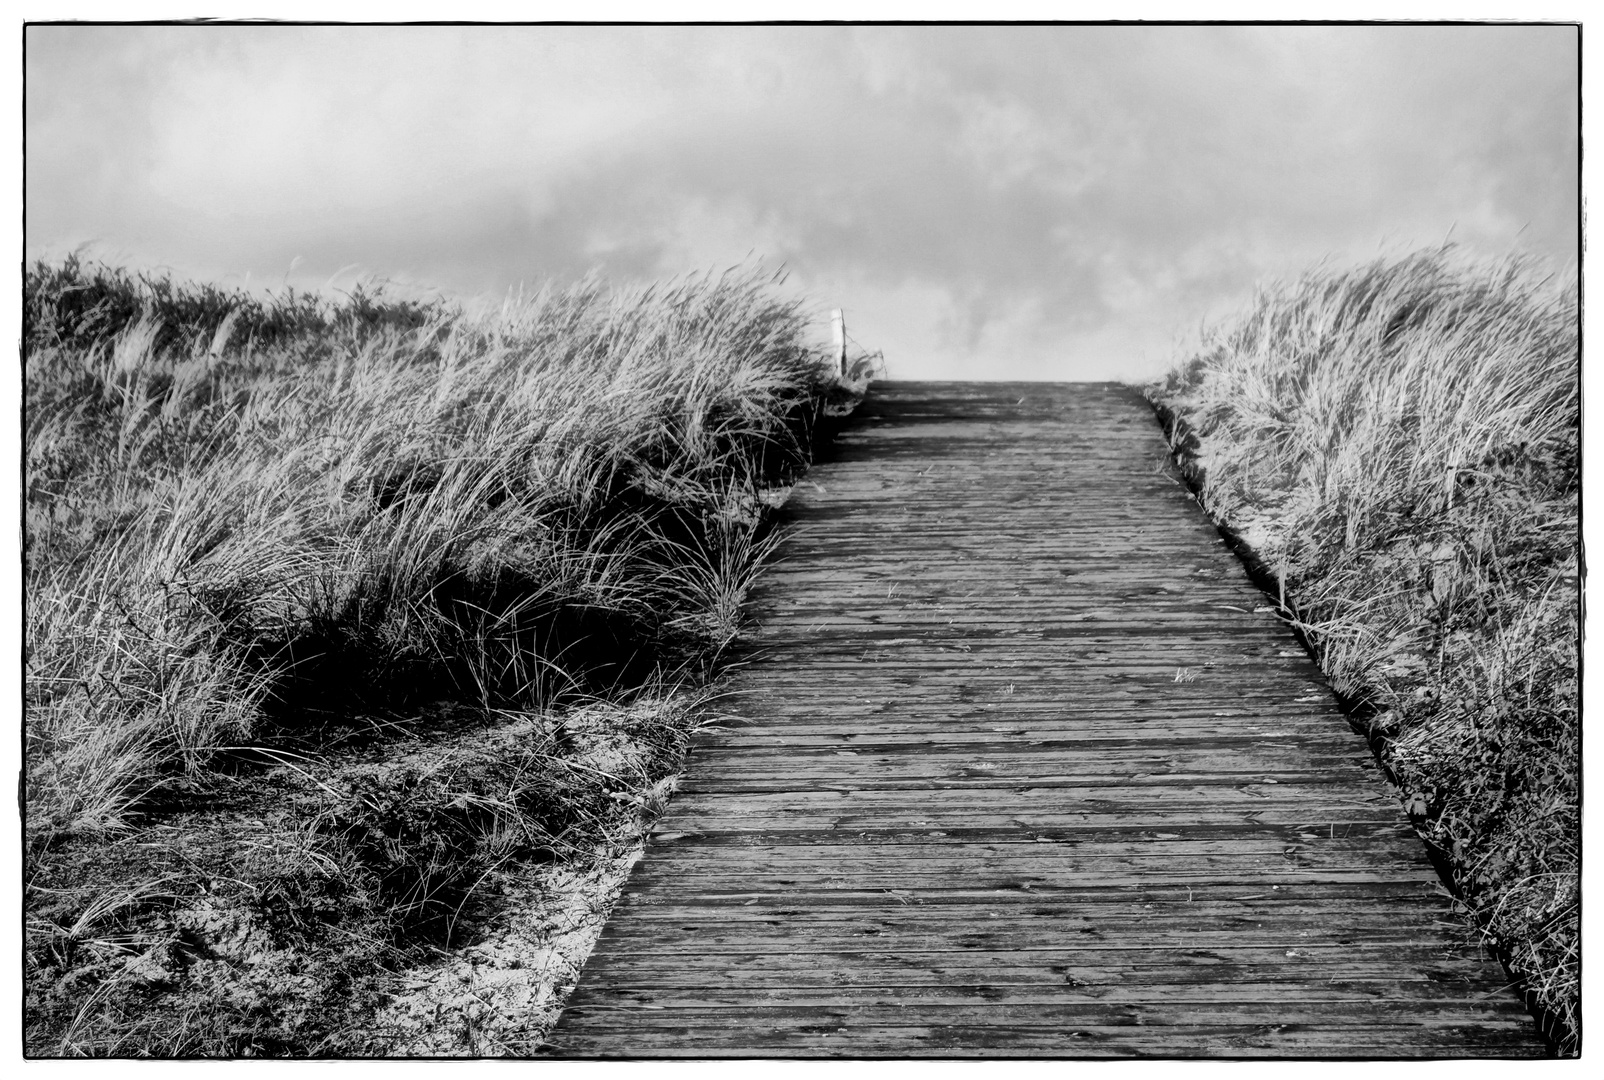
25, 23, 1578, 381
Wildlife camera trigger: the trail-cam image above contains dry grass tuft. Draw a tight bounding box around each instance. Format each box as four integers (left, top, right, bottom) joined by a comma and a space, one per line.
1148, 245, 1578, 1053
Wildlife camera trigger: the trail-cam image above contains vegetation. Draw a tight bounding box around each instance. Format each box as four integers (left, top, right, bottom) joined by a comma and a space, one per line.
1148, 246, 1580, 1054
24, 256, 867, 1054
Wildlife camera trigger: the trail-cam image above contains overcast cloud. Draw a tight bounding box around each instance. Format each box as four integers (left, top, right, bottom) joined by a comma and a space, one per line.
25, 24, 1578, 380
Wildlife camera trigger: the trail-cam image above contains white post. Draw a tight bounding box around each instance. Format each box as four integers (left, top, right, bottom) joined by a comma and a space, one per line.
831, 308, 847, 378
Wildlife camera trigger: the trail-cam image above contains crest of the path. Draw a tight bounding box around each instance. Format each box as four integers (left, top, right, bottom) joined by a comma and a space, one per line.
546, 382, 1543, 1058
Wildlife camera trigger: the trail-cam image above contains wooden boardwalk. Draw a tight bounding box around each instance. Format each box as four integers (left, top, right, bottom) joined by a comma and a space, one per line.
546, 382, 1544, 1058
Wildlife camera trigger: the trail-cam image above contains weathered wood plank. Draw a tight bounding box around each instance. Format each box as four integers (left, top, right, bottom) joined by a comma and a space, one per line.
545, 382, 1543, 1058
609, 872, 1443, 898
545, 1022, 1538, 1059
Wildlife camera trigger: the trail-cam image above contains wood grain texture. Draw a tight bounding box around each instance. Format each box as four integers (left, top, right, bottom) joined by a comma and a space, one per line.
545, 382, 1543, 1059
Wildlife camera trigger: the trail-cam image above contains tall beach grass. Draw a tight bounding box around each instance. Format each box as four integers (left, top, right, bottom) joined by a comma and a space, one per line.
24, 257, 862, 1053
26, 257, 843, 840
1148, 246, 1579, 1052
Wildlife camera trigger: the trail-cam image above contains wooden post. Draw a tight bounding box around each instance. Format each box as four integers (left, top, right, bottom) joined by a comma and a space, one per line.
831, 308, 846, 378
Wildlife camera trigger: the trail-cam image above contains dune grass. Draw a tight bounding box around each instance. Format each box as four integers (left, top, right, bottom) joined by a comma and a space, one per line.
24, 256, 865, 1054
1147, 246, 1580, 1054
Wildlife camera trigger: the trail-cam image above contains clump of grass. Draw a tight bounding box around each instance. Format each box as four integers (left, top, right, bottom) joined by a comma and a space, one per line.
25, 259, 840, 841
25, 254, 439, 357
24, 257, 863, 1055
1148, 245, 1579, 1053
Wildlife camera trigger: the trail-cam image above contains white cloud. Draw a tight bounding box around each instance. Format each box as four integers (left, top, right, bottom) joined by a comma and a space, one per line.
25, 24, 1578, 380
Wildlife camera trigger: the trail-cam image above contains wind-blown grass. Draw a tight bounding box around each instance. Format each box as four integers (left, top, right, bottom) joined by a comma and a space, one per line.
26, 258, 839, 839
1148, 246, 1579, 1053
25, 257, 863, 1054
